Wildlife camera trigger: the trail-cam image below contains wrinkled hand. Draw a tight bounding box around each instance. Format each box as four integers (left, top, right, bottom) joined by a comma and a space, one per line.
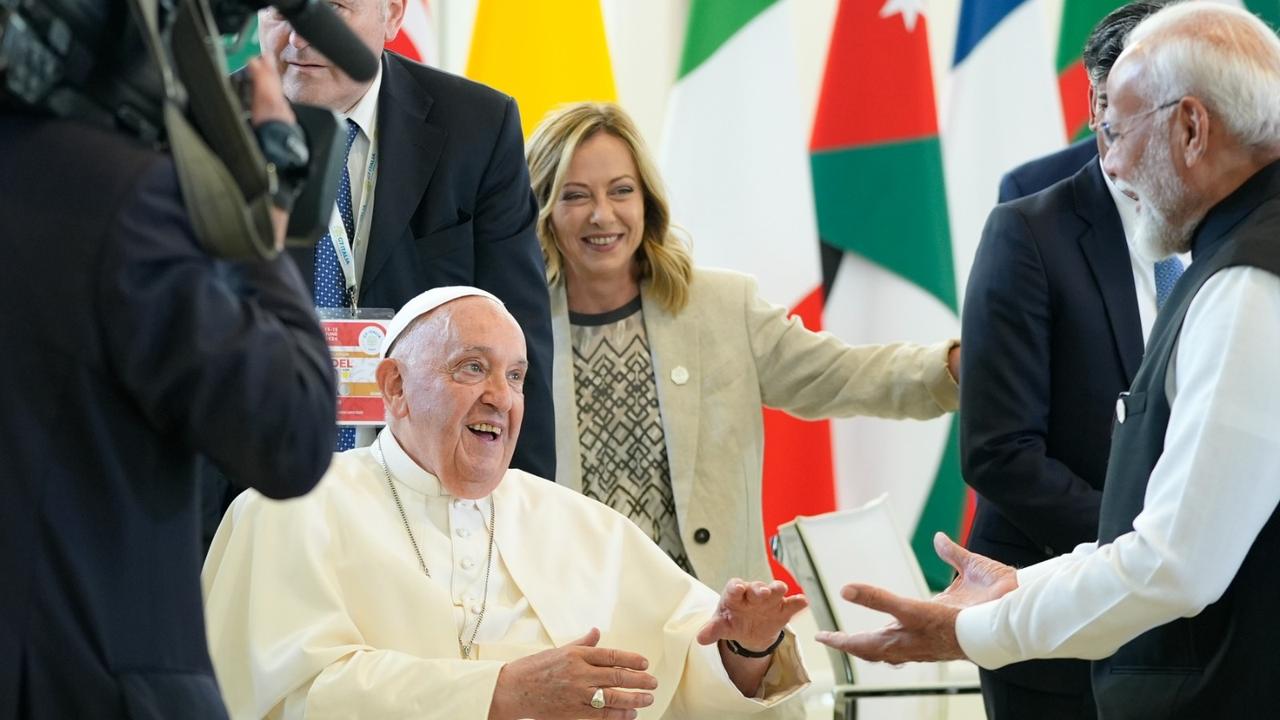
814, 533, 1018, 664
488, 628, 657, 720
244, 54, 297, 251
931, 532, 1017, 609
697, 579, 808, 650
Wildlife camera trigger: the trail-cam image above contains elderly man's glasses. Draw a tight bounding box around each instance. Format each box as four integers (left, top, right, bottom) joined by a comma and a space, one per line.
1100, 99, 1181, 145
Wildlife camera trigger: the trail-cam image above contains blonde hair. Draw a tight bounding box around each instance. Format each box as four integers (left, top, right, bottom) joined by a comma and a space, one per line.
526, 102, 693, 314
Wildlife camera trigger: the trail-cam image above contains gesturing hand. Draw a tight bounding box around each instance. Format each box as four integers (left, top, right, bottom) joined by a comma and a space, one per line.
487, 628, 657, 720
696, 579, 808, 650
931, 532, 1017, 609
814, 532, 1018, 664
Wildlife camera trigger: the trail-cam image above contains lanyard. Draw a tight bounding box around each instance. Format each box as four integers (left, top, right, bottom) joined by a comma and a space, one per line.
327, 128, 379, 309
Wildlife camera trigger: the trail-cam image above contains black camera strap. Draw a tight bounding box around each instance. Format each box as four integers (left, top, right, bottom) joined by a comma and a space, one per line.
129, 0, 276, 259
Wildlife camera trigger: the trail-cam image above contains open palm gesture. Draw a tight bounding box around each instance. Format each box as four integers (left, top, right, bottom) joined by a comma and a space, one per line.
696, 579, 807, 650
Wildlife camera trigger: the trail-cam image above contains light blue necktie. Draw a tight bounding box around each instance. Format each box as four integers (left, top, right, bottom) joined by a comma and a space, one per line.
1154, 256, 1185, 309
314, 120, 361, 450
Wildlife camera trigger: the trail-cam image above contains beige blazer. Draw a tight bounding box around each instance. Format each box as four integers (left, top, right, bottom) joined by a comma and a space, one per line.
551, 268, 959, 591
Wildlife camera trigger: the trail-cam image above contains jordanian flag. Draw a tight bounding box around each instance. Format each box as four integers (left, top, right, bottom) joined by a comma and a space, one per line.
811, 0, 965, 591
661, 0, 834, 589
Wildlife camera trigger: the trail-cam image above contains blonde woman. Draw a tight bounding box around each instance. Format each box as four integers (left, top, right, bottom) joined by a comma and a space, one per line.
527, 102, 960, 593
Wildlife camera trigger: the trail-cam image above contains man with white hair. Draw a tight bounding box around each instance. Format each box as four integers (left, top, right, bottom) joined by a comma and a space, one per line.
258, 0, 554, 468
202, 0, 555, 552
202, 287, 810, 719
815, 3, 1280, 718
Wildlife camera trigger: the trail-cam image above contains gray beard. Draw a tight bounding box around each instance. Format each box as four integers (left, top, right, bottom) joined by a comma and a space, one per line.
1129, 138, 1199, 263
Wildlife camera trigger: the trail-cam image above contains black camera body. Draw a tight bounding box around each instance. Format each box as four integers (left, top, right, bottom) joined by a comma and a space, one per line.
0, 0, 374, 259
0, 0, 167, 141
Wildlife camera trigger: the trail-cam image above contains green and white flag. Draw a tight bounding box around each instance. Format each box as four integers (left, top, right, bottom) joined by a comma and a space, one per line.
661, 0, 836, 587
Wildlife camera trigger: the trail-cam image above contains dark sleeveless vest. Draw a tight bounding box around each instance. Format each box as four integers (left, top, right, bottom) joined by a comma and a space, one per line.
1091, 160, 1280, 719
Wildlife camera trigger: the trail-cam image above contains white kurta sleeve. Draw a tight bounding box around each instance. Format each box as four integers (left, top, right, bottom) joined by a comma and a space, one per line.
202, 483, 503, 720
740, 273, 959, 419
955, 267, 1280, 669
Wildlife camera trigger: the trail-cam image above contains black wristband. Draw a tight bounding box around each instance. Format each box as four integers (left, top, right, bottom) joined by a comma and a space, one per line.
724, 630, 786, 658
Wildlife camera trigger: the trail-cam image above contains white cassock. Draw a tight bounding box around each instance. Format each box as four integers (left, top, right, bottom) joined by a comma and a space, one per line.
202, 429, 809, 719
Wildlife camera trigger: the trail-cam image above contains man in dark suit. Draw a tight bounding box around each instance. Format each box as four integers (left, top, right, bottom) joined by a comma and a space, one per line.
259, 0, 555, 476
818, 6, 1280, 717
0, 44, 337, 718
958, 3, 1165, 718
999, 137, 1097, 202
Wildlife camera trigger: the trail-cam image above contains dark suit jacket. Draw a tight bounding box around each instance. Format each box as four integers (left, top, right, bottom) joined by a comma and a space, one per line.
999, 137, 1099, 202
960, 159, 1144, 694
0, 115, 336, 717
287, 52, 555, 479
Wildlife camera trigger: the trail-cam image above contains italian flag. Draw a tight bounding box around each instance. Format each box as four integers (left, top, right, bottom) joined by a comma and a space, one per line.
661, 0, 834, 588
812, 0, 965, 591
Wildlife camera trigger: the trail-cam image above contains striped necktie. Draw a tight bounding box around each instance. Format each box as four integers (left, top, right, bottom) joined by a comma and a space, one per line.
1154, 256, 1185, 309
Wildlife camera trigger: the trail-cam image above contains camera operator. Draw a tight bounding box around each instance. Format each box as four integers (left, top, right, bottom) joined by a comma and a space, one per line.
0, 37, 336, 720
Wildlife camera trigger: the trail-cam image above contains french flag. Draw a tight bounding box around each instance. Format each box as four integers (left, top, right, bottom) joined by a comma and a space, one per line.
942, 0, 1064, 306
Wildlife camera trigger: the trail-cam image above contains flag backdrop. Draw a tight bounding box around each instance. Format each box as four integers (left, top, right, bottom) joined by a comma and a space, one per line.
943, 0, 1063, 305
1055, 1, 1280, 143
1056, 0, 1124, 140
660, 0, 834, 589
387, 0, 438, 64
812, 0, 966, 591
465, 0, 616, 137
217, 0, 1280, 595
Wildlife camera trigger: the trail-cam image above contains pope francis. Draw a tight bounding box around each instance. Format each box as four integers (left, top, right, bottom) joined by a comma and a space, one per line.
202, 286, 810, 719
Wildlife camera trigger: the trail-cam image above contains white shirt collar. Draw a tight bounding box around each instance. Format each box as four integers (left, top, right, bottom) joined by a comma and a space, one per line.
373, 427, 495, 522
375, 426, 446, 497
343, 63, 383, 139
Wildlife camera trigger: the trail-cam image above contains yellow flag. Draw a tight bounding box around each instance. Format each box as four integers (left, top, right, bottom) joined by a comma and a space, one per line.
466, 0, 616, 138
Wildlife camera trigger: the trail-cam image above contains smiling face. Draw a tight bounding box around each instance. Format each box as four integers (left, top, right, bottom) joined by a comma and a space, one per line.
258, 0, 403, 112
379, 297, 527, 499
549, 131, 646, 300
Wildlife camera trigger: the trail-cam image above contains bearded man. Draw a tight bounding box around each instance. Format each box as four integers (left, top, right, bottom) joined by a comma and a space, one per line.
202, 287, 810, 719
959, 4, 1168, 716
816, 3, 1280, 719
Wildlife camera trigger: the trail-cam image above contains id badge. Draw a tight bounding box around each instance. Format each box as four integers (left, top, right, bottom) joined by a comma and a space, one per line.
319, 307, 395, 426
